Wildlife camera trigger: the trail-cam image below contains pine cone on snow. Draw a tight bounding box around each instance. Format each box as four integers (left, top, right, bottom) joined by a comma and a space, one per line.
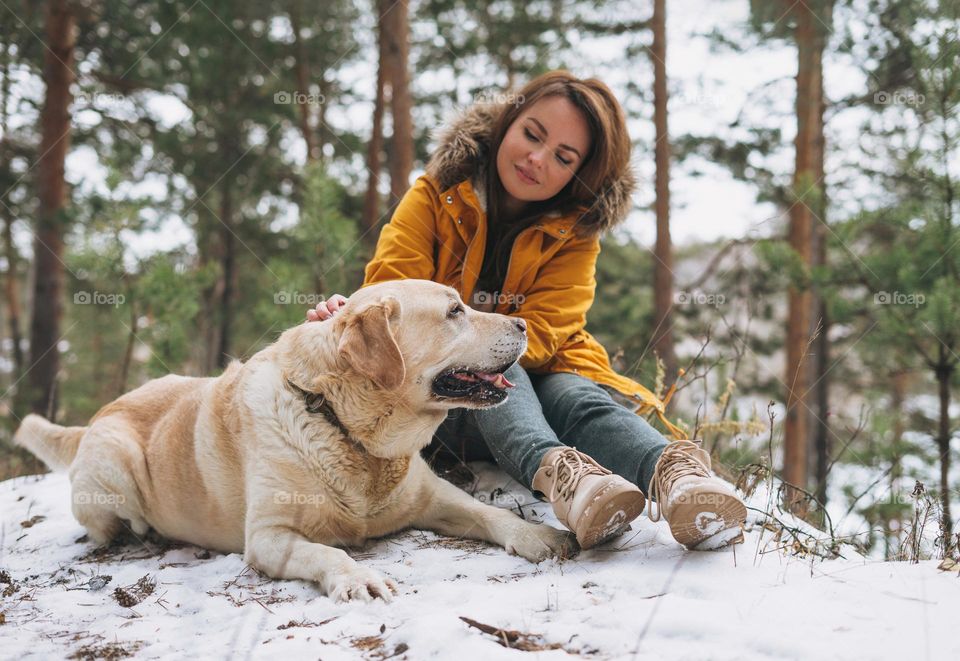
113, 587, 138, 608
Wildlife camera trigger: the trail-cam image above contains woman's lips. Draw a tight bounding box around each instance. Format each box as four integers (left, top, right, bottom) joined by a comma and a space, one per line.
515, 164, 538, 185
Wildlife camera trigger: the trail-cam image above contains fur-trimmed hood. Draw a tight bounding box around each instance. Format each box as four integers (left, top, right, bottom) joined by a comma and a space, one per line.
423, 102, 637, 236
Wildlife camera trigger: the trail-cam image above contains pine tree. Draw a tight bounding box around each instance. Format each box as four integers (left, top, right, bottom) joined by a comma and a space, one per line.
26, 0, 77, 420
650, 0, 678, 387
844, 0, 960, 550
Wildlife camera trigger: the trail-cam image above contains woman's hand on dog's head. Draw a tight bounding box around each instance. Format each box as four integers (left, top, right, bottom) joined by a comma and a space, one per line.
306, 294, 348, 322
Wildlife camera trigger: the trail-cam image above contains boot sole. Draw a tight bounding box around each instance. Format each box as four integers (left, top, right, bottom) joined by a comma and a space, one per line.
667, 490, 747, 550
576, 484, 646, 550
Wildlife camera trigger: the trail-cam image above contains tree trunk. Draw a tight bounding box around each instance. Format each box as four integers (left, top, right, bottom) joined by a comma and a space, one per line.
116, 296, 139, 397
199, 217, 218, 375
317, 74, 328, 161
812, 300, 829, 505
215, 172, 236, 370
887, 369, 908, 559
2, 213, 23, 379
783, 1, 822, 508
0, 37, 24, 382
92, 305, 104, 399
650, 0, 678, 388
936, 357, 954, 550
26, 0, 76, 420
810, 30, 829, 506
383, 0, 413, 204
290, 0, 317, 162
361, 0, 388, 238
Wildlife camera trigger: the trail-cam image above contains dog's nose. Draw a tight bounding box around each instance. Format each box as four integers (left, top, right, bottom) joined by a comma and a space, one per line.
514, 318, 527, 334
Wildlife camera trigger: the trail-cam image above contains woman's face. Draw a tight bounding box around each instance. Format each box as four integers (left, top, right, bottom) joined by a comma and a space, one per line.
495, 95, 592, 210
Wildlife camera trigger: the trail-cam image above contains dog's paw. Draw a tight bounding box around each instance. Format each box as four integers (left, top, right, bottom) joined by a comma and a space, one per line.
504, 523, 579, 563
325, 566, 398, 603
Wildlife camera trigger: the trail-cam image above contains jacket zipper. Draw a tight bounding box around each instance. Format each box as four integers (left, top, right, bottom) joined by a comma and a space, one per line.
462, 203, 566, 309
460, 203, 485, 300
499, 230, 523, 311
501, 224, 548, 312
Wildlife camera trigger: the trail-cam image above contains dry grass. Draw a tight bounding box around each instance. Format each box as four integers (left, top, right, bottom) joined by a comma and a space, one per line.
68, 640, 144, 660
459, 616, 596, 654
415, 536, 495, 553
276, 616, 338, 630
314, 624, 410, 659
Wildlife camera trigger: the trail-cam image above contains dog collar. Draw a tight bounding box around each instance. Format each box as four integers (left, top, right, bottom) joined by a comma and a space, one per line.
285, 379, 366, 453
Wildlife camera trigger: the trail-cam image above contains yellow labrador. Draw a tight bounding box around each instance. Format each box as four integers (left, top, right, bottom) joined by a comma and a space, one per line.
15, 279, 576, 601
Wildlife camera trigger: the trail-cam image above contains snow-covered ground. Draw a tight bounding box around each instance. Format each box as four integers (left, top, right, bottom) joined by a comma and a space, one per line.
1, 465, 957, 660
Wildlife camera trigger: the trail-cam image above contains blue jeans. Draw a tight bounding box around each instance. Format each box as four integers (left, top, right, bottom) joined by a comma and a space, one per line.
432, 363, 669, 496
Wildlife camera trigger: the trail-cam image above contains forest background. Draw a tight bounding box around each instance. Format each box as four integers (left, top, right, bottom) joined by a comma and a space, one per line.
1, 0, 958, 562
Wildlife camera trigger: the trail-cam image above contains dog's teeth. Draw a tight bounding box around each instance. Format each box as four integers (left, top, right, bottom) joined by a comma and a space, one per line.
474, 371, 514, 389
492, 373, 514, 389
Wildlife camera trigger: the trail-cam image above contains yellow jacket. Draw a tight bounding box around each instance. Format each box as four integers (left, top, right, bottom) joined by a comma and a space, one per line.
363, 102, 683, 438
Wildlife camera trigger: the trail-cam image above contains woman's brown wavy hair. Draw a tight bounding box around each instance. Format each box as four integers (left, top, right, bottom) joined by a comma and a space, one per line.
481, 71, 632, 287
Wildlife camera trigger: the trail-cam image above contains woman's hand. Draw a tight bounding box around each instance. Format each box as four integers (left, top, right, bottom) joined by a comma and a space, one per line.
306, 294, 348, 322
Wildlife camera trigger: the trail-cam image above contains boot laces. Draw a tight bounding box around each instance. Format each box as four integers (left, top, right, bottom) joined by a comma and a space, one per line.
646, 440, 711, 521
544, 448, 611, 502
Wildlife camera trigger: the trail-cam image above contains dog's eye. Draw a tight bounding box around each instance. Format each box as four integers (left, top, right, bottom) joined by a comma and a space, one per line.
448, 304, 465, 318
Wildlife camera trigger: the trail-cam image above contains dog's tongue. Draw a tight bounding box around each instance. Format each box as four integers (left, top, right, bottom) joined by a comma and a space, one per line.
477, 372, 514, 389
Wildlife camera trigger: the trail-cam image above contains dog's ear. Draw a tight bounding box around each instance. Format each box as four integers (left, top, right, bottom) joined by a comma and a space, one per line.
337, 296, 405, 390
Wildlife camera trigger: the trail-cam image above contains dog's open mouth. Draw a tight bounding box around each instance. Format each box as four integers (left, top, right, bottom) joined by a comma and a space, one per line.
431, 364, 515, 405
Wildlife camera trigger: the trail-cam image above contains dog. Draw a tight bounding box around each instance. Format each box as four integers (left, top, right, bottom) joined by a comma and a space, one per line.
15, 279, 577, 601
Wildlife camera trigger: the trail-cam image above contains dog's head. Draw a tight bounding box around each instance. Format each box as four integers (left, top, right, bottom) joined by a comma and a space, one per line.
282, 279, 528, 459
333, 279, 527, 410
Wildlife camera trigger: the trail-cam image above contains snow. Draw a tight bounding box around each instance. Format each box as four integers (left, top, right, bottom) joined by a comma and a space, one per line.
1, 465, 958, 660
694, 512, 725, 537
694, 524, 743, 551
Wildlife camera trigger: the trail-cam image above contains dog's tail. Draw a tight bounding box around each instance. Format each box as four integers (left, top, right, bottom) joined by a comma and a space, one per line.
13, 414, 87, 471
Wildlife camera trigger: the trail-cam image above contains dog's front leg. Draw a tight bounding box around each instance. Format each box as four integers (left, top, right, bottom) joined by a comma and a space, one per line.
413, 474, 578, 562
244, 526, 397, 602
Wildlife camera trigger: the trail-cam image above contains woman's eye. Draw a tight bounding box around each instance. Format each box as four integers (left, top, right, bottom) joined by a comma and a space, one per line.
448, 305, 465, 318
525, 128, 571, 165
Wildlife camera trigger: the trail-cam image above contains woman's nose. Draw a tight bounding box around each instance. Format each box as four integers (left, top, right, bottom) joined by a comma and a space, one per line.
527, 149, 544, 169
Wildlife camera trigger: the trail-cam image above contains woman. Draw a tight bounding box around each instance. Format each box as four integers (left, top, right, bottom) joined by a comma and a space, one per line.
309, 71, 747, 551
